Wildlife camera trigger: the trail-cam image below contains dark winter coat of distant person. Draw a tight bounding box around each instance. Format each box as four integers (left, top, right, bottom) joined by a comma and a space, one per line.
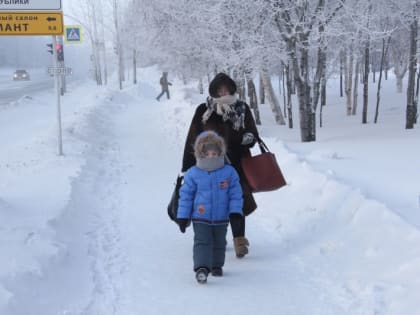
156, 72, 172, 101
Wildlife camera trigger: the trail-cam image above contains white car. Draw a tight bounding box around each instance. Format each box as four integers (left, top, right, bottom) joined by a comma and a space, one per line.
13, 70, 30, 81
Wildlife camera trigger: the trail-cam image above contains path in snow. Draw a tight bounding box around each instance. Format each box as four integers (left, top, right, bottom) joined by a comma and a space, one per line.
4, 92, 127, 315
106, 87, 358, 315
5, 78, 420, 315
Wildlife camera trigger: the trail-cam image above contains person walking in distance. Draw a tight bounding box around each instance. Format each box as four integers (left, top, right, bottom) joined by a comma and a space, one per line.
156, 72, 172, 101
177, 131, 243, 284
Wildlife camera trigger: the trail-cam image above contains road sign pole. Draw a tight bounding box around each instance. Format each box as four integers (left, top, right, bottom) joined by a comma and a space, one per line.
58, 35, 66, 94
1, 1, 64, 155
52, 35, 63, 156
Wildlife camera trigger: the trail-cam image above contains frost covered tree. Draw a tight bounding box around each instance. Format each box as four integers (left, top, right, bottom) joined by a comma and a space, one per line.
268, 0, 345, 141
404, 0, 419, 128
389, 30, 409, 93
117, 0, 416, 138
67, 0, 113, 86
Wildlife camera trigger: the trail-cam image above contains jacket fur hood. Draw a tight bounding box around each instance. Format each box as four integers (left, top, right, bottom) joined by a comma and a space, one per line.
194, 131, 226, 159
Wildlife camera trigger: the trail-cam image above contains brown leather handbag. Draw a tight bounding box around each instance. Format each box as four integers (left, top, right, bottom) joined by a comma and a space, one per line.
240, 138, 286, 193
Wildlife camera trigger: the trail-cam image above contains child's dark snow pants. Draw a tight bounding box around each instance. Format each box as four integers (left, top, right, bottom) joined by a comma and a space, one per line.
192, 223, 228, 271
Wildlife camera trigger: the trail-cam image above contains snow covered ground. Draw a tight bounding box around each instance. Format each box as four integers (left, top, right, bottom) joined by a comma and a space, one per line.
0, 67, 419, 315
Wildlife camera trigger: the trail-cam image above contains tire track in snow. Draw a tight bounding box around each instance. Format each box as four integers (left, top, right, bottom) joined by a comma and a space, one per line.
74, 95, 128, 315
7, 92, 129, 315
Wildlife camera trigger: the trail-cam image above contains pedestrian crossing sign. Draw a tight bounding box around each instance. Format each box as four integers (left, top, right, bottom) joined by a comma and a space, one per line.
64, 25, 82, 44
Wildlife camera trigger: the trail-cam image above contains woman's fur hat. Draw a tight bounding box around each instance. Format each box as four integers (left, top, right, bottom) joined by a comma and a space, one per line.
208, 73, 237, 98
194, 131, 226, 159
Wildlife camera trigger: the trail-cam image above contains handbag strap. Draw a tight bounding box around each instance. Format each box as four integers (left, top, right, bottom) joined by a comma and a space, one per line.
224, 154, 232, 165
176, 175, 184, 186
256, 137, 270, 154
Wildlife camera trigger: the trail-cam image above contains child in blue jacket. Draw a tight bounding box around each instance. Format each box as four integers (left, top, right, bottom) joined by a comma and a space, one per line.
177, 130, 243, 284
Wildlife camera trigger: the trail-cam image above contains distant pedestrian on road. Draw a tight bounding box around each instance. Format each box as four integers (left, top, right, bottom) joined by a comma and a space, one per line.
156, 72, 172, 101
177, 131, 243, 284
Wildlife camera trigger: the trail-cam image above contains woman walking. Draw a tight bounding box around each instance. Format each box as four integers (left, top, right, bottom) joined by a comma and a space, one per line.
181, 72, 260, 258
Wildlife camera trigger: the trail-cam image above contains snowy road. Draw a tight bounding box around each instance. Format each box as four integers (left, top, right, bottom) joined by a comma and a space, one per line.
0, 71, 53, 106
1, 71, 420, 314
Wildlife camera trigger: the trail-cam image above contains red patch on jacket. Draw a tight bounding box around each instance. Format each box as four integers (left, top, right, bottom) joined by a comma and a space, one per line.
198, 205, 205, 214
220, 180, 229, 189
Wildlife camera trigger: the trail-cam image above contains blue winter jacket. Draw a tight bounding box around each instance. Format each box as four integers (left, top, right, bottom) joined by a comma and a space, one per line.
177, 165, 243, 225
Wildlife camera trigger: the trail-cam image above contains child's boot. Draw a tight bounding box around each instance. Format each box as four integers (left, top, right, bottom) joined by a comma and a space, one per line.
195, 267, 209, 284
211, 267, 223, 277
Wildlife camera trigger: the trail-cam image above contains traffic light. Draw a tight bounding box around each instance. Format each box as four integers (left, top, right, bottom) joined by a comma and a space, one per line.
56, 43, 64, 61
47, 43, 53, 54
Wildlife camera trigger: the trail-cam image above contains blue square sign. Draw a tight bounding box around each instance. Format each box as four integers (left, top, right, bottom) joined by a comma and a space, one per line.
65, 25, 82, 44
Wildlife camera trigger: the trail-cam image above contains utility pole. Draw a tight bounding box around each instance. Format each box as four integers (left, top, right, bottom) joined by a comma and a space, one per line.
56, 35, 66, 95
52, 35, 63, 156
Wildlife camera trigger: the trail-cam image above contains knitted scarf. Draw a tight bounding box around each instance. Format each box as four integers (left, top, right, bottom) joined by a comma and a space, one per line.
196, 156, 225, 171
202, 95, 245, 130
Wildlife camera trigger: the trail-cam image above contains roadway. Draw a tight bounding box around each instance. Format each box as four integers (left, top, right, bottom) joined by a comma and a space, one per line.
0, 69, 54, 106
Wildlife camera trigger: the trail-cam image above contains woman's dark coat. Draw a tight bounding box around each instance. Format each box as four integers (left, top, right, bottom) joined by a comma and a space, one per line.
181, 101, 259, 216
